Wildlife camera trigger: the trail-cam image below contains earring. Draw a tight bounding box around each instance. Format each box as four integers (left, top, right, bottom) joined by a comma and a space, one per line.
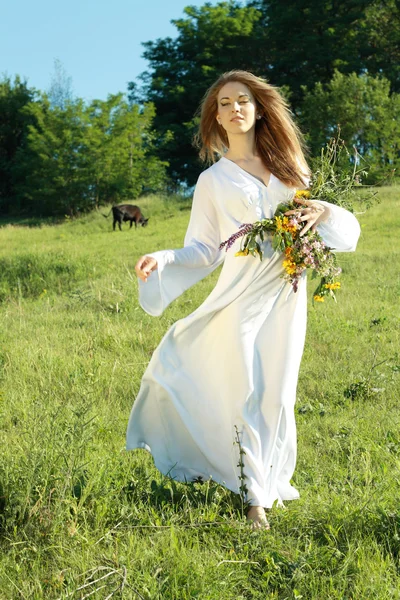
256, 114, 262, 120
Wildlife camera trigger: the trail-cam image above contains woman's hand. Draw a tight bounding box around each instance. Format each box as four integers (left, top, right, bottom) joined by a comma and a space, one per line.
285, 198, 330, 236
135, 255, 158, 282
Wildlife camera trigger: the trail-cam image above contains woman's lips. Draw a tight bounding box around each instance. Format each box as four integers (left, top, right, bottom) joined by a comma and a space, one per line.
231, 117, 244, 122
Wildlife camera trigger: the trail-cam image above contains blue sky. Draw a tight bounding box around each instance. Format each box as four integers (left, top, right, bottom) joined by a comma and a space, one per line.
1, 0, 211, 104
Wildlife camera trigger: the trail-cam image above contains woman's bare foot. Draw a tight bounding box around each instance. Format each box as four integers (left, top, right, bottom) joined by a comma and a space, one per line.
246, 506, 270, 530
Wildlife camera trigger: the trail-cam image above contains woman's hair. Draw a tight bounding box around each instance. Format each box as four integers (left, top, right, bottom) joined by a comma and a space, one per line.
193, 70, 310, 188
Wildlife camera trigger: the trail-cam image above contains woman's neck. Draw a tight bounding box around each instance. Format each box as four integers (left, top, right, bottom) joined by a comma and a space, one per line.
224, 133, 258, 162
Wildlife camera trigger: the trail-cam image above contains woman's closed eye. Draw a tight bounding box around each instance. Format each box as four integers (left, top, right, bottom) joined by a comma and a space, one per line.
221, 101, 249, 106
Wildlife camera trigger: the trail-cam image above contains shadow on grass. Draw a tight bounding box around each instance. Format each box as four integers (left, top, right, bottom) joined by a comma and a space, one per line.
122, 467, 247, 522
0, 215, 64, 228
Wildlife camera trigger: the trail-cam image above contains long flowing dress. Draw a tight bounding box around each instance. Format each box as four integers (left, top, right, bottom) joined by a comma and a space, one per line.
126, 157, 361, 508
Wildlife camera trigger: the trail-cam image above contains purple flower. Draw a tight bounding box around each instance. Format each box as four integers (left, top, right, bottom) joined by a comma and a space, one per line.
219, 223, 254, 251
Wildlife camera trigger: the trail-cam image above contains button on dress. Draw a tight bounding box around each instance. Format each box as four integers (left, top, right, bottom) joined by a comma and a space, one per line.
126, 157, 361, 508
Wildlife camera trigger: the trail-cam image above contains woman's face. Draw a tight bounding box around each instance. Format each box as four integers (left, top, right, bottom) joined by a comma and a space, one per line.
216, 81, 258, 135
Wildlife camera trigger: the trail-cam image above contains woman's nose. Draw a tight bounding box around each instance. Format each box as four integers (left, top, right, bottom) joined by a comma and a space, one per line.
232, 102, 241, 112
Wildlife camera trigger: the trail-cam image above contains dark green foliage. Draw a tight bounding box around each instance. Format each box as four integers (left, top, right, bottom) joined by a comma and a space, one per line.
0, 75, 39, 213
300, 71, 400, 182
250, 0, 373, 107
131, 0, 400, 184
13, 93, 169, 216
0, 77, 169, 217
129, 1, 264, 186
360, 0, 400, 94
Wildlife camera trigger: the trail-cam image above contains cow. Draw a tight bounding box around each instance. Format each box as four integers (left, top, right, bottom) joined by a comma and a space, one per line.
103, 204, 149, 231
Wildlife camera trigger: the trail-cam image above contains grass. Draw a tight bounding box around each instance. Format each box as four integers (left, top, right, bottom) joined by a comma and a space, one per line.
0, 188, 399, 599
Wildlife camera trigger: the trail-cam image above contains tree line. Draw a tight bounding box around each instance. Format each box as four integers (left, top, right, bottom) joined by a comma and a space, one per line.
0, 80, 168, 217
1, 0, 399, 217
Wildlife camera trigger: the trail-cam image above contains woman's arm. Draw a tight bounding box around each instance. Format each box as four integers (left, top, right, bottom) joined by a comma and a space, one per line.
137, 172, 225, 316
292, 162, 361, 253
312, 200, 361, 252
147, 172, 222, 269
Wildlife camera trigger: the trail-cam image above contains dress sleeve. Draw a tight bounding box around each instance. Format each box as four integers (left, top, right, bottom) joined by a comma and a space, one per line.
312, 200, 361, 252
294, 158, 361, 253
138, 172, 225, 316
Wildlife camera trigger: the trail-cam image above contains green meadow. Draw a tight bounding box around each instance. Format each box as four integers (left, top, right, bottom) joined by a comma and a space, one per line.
0, 188, 399, 599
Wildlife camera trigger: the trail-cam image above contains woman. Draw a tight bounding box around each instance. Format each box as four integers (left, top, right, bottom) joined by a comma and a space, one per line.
126, 70, 360, 529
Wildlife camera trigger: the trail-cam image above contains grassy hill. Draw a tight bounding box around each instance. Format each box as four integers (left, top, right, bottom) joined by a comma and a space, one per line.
0, 188, 399, 599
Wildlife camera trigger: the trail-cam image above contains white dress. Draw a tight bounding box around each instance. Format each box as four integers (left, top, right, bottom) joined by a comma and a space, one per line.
126, 157, 361, 508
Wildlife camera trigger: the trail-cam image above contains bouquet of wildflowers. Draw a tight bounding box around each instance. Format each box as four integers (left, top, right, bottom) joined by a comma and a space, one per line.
219, 135, 377, 304
219, 193, 341, 303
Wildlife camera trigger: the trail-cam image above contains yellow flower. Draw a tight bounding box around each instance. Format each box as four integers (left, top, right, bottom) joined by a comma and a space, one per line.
235, 248, 249, 257
283, 259, 297, 275
314, 295, 325, 302
295, 189, 311, 199
276, 215, 298, 235
324, 282, 341, 290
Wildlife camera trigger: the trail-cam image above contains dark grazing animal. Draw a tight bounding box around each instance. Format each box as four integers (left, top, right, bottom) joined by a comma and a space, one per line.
103, 204, 149, 231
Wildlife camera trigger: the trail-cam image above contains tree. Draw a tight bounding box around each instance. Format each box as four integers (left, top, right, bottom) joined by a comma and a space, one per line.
249, 0, 400, 104
249, 0, 372, 108
360, 0, 400, 93
299, 70, 400, 180
13, 95, 90, 215
82, 95, 168, 208
0, 75, 39, 214
129, 1, 263, 185
12, 92, 169, 216
47, 58, 75, 111
133, 0, 400, 184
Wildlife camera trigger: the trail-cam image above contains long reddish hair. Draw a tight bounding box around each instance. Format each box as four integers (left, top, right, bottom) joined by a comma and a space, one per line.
193, 70, 310, 188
